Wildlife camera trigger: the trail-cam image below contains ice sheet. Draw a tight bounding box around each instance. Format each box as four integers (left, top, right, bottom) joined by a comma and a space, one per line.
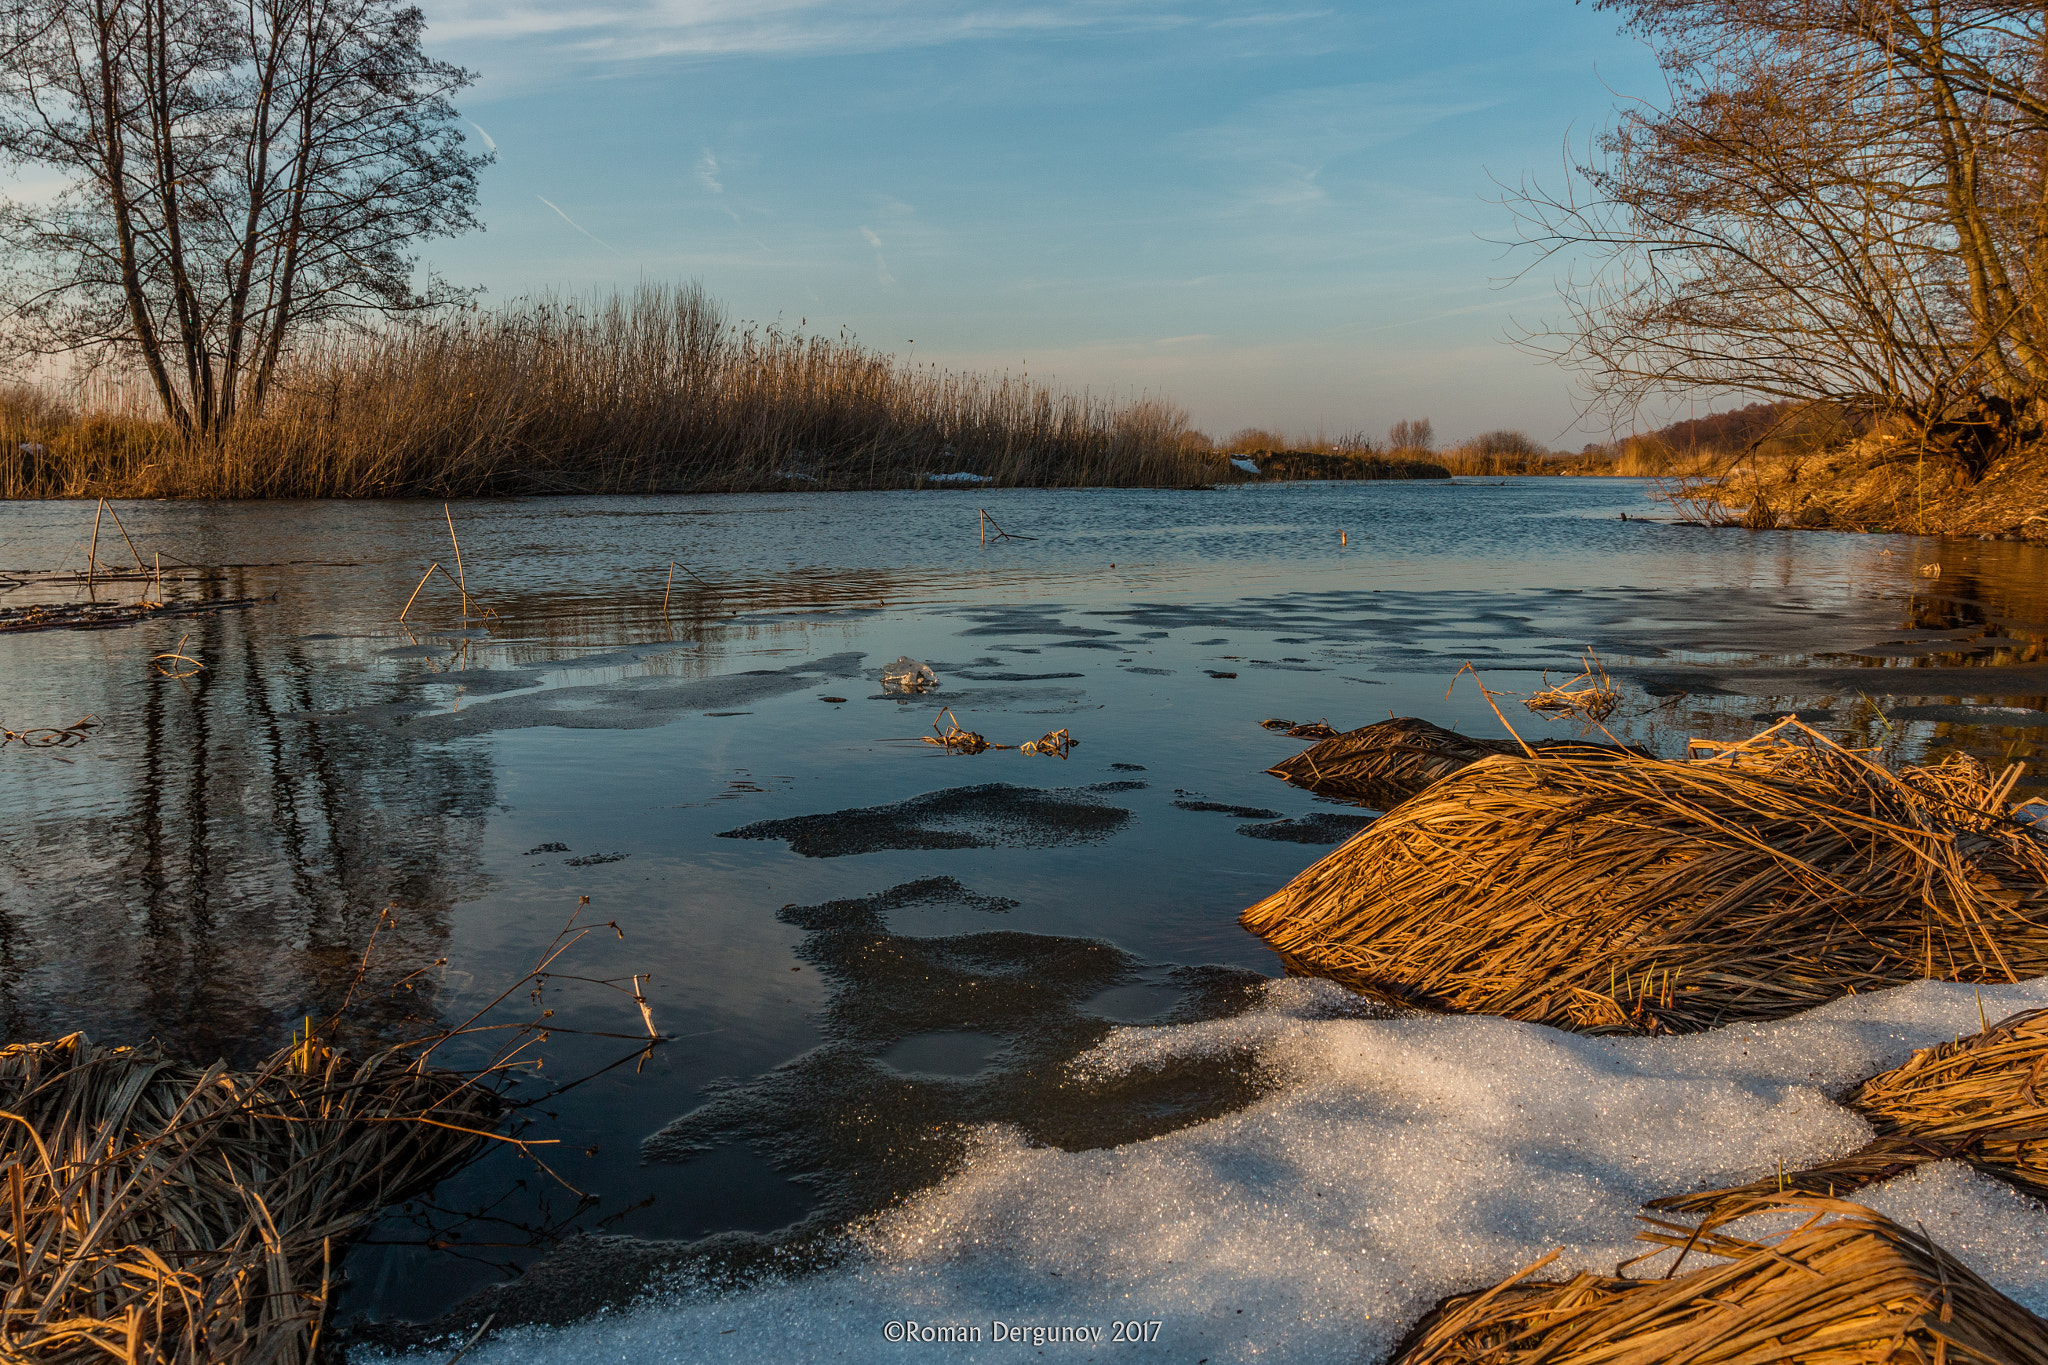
376, 977, 2048, 1363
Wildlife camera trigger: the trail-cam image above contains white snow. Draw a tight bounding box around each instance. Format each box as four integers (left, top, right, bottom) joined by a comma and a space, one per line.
922, 472, 992, 485
376, 977, 2048, 1364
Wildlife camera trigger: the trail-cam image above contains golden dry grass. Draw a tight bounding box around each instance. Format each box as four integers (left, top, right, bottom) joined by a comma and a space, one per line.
0, 1033, 496, 1364
0, 285, 1219, 499
1398, 1195, 2048, 1365
1243, 720, 2048, 1033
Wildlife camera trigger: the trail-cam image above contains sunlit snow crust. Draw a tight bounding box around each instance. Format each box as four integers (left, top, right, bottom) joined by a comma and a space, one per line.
375, 977, 2048, 1364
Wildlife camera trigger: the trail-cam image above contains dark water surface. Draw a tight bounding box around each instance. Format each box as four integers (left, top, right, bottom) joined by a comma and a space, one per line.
3, 481, 2046, 1328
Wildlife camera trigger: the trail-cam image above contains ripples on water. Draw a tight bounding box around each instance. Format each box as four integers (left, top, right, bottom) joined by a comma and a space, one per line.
2, 481, 2046, 1344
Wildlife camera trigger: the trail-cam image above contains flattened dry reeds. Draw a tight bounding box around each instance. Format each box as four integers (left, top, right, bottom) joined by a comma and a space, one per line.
1242, 720, 2048, 1033
0, 595, 274, 636
0, 1034, 497, 1364
1655, 1004, 2048, 1212
1264, 717, 1627, 810
1398, 1196, 2048, 1365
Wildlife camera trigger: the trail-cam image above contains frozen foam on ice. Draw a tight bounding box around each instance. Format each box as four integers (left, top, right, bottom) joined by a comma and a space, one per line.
373, 977, 2048, 1365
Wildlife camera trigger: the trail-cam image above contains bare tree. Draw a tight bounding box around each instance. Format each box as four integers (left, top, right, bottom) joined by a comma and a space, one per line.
1387, 417, 1434, 450
0, 0, 490, 431
1510, 0, 2048, 477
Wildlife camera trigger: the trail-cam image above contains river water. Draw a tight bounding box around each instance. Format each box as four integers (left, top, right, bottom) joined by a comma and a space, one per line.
2, 480, 2046, 1359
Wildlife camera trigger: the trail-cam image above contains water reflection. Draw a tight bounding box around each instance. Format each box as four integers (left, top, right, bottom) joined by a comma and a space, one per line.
3, 595, 489, 1061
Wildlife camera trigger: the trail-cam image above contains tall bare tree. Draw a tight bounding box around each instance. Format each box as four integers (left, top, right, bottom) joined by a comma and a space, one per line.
0, 0, 489, 431
1512, 0, 2048, 475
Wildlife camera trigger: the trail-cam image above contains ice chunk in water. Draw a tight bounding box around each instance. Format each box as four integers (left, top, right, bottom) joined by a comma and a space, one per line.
880, 656, 939, 691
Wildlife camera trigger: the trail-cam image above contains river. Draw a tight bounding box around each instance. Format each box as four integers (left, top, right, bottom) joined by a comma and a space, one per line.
2, 479, 2045, 1360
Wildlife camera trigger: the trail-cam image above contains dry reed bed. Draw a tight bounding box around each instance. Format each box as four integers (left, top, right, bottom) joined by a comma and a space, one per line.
0, 286, 1217, 499
1655, 1004, 2048, 1213
1397, 1195, 2048, 1365
1243, 721, 2048, 1033
0, 1033, 496, 1363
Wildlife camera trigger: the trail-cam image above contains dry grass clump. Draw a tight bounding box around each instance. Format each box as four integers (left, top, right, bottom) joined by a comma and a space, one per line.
1398, 1195, 2048, 1365
0, 285, 1220, 499
1656, 1004, 2048, 1213
1242, 720, 2048, 1033
0, 1033, 497, 1364
1662, 439, 2048, 540
1853, 1004, 2048, 1183
1264, 717, 1627, 810
1524, 654, 1619, 723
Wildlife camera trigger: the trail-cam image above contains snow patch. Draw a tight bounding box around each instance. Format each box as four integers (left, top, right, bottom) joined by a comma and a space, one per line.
374, 977, 2048, 1364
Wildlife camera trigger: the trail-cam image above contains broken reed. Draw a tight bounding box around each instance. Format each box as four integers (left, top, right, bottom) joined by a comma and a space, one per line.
0, 285, 1215, 499
1398, 1195, 2048, 1365
1522, 652, 1619, 723
0, 1033, 498, 1364
916, 708, 1074, 758
1243, 720, 2048, 1033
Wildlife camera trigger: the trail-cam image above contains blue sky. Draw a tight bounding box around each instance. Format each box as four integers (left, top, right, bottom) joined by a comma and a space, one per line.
415, 1, 1661, 446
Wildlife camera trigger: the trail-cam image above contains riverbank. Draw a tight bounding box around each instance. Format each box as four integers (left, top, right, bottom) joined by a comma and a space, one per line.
1671, 444, 2048, 542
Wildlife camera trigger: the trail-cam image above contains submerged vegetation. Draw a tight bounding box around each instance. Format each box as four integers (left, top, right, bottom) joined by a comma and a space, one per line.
0, 286, 1218, 498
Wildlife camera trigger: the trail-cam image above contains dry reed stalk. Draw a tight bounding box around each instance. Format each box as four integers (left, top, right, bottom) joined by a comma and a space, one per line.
0, 1033, 499, 1364
920, 708, 996, 755
0, 718, 98, 749
1397, 1195, 2048, 1365
84, 503, 100, 599
1020, 728, 1073, 757
977, 509, 1033, 543
150, 635, 204, 679
101, 503, 145, 580
1242, 719, 2048, 1033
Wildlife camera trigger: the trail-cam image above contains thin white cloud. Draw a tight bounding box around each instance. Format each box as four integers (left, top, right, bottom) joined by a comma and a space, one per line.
858, 226, 896, 286
427, 0, 1195, 61
1208, 8, 1333, 27
696, 148, 723, 194
536, 195, 624, 255
464, 119, 499, 154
